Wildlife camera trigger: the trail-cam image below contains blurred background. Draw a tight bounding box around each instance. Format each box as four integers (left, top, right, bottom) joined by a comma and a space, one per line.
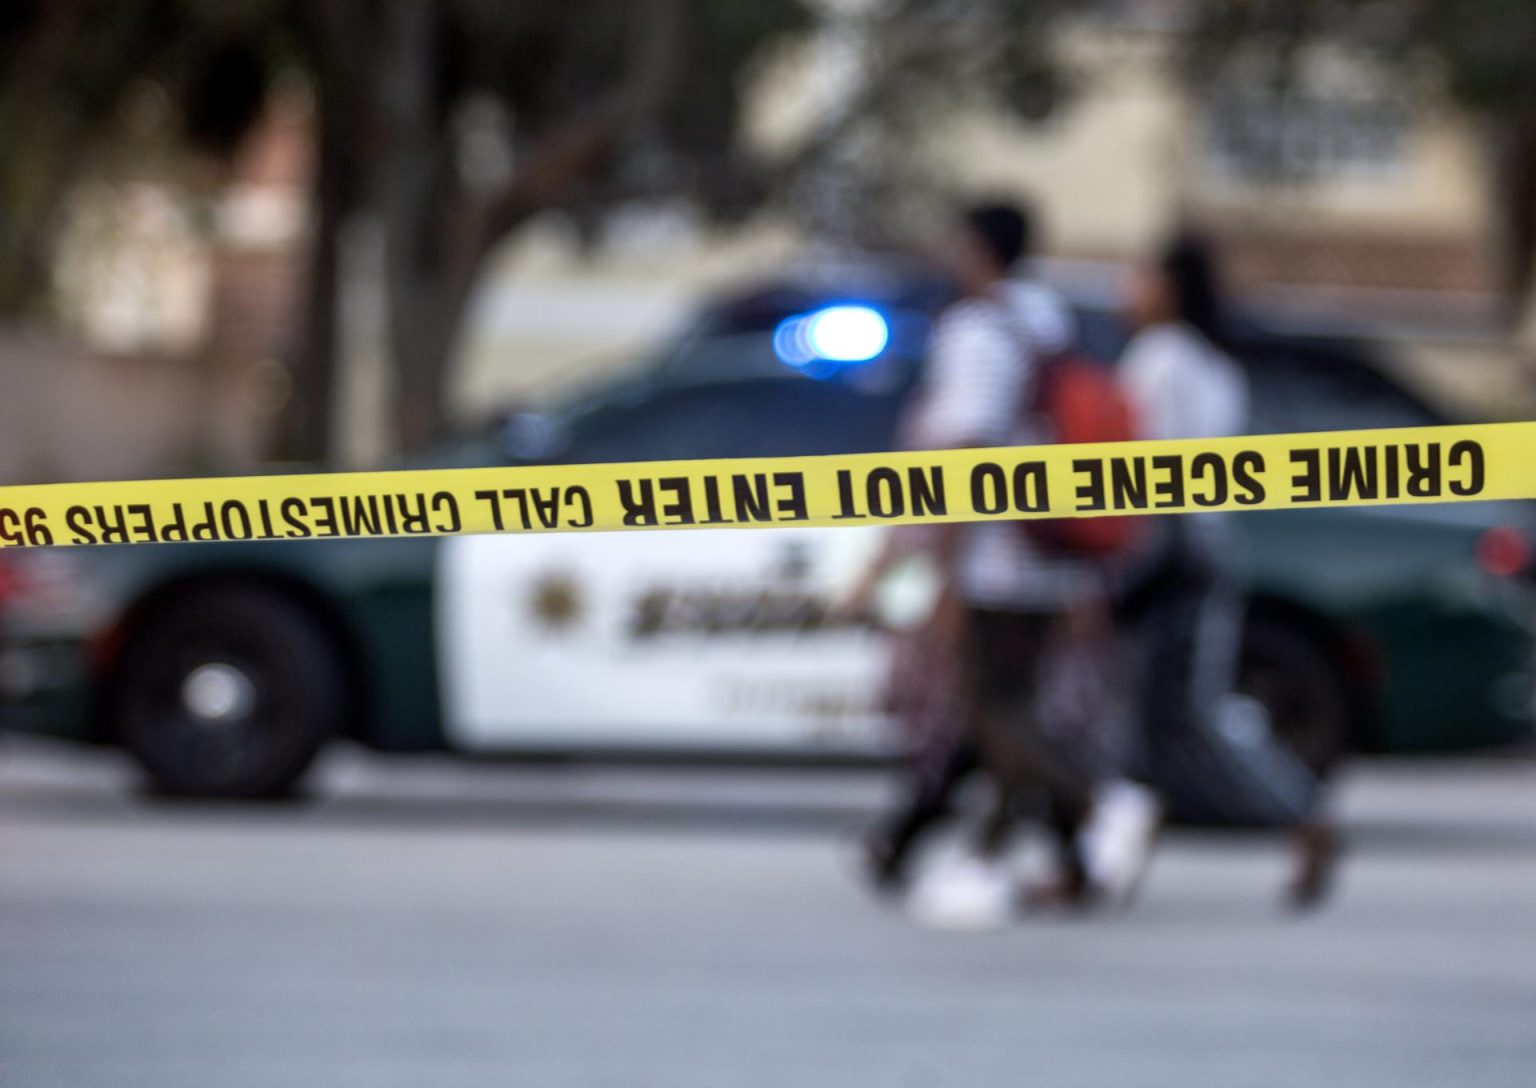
4, 0, 1536, 479
5, 2, 1536, 1086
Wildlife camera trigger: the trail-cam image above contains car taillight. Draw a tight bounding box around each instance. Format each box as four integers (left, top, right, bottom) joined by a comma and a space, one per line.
0, 552, 87, 617
1476, 526, 1531, 578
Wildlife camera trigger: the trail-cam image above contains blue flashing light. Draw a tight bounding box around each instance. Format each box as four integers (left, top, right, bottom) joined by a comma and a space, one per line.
806, 305, 889, 361
773, 304, 889, 372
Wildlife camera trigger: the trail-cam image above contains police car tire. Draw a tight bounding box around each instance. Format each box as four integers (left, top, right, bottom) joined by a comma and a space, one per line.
113, 587, 346, 799
1237, 617, 1352, 777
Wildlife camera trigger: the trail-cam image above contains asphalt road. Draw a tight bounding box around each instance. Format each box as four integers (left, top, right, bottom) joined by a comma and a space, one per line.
3, 738, 1536, 1088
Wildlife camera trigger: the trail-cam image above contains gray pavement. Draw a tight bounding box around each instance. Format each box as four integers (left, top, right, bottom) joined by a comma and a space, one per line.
3, 737, 1536, 1088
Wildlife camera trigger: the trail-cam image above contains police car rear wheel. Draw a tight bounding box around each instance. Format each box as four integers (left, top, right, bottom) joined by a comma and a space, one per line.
113, 587, 346, 798
1237, 618, 1352, 777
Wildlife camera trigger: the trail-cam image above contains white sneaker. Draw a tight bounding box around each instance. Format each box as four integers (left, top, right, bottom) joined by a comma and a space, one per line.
1080, 780, 1162, 905
906, 854, 1014, 930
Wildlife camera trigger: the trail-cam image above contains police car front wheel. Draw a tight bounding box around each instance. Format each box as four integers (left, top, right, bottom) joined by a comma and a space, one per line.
111, 587, 348, 799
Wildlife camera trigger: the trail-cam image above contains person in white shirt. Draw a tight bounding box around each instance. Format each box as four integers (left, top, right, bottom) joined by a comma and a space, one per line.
1117, 235, 1339, 908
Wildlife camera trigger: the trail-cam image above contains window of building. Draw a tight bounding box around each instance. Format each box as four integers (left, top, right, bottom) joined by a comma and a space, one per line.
1203, 87, 1410, 184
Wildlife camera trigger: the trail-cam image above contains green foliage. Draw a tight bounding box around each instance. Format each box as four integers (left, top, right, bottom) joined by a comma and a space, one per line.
1185, 0, 1536, 118
0, 0, 288, 311
1406, 0, 1536, 117
0, 0, 1089, 452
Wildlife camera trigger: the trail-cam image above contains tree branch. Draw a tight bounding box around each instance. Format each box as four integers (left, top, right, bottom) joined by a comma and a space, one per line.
476, 0, 684, 254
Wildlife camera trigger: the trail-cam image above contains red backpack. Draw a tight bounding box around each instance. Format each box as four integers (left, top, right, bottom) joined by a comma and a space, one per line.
1019, 353, 1144, 559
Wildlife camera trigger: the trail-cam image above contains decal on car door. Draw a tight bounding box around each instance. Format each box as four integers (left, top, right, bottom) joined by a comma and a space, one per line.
436, 526, 893, 752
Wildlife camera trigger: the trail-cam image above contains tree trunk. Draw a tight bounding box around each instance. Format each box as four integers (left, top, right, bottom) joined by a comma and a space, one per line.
387, 269, 473, 452
1489, 116, 1536, 331
0, 120, 85, 317
351, 0, 684, 455
375, 0, 459, 453
283, 0, 374, 464
279, 118, 352, 463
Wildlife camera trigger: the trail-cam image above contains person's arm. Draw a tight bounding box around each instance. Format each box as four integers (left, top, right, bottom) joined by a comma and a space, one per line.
838, 523, 960, 621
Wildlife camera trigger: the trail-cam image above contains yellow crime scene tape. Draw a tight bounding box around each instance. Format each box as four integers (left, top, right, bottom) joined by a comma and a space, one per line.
0, 422, 1528, 550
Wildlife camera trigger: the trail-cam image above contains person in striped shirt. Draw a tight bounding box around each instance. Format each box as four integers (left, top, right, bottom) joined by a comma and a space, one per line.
863, 202, 1158, 927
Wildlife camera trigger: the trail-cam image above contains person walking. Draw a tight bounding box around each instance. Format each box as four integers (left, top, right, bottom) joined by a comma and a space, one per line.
856, 201, 1154, 926
1115, 233, 1341, 908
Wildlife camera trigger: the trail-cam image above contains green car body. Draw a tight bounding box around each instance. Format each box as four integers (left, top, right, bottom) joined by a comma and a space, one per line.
3, 281, 1534, 794
9, 499, 1533, 759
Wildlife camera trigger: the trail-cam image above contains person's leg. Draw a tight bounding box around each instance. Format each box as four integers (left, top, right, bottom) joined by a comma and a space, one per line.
1145, 574, 1341, 905
1019, 792, 1094, 907
1194, 580, 1342, 906
973, 707, 1096, 857
865, 739, 978, 888
1289, 817, 1341, 909
1036, 591, 1157, 903
1198, 583, 1343, 905
864, 591, 975, 889
1138, 577, 1204, 756
967, 611, 1096, 860
1137, 571, 1256, 820
900, 610, 1026, 928
908, 608, 1108, 926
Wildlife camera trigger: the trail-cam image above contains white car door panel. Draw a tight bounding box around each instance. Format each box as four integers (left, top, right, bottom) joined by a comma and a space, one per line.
437, 525, 893, 753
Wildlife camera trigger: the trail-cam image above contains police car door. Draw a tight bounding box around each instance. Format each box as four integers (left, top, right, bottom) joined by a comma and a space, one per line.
437, 379, 900, 755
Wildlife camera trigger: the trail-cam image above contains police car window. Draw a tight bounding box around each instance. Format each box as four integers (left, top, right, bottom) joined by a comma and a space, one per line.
563, 380, 904, 464
658, 329, 787, 384
1070, 306, 1131, 363
1242, 351, 1441, 434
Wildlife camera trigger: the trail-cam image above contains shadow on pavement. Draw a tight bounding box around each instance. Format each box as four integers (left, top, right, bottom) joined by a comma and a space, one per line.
4, 734, 1536, 857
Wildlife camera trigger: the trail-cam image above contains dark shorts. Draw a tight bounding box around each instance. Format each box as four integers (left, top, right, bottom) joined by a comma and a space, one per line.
967, 609, 1053, 709
963, 607, 1096, 828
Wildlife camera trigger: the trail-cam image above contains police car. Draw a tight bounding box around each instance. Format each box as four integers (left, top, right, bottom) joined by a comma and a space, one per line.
3, 264, 1534, 798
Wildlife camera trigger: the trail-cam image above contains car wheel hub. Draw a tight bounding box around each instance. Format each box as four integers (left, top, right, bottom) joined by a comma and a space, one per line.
181, 662, 257, 724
